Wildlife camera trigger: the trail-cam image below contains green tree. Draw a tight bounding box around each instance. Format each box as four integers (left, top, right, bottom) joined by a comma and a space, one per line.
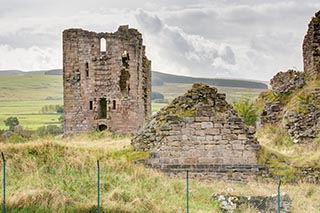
56, 105, 64, 114
233, 98, 258, 126
4, 117, 19, 130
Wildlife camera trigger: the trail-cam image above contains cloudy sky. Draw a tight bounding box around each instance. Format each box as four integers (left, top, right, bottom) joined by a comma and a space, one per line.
0, 0, 319, 81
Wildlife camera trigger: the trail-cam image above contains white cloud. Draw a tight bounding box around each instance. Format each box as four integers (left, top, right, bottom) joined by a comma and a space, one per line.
0, 45, 60, 71
135, 10, 238, 78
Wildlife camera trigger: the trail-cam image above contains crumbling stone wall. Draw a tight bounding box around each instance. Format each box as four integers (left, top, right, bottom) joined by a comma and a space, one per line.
270, 70, 304, 95
303, 11, 320, 80
260, 70, 304, 125
63, 25, 151, 135
283, 88, 320, 143
132, 84, 262, 181
260, 10, 320, 144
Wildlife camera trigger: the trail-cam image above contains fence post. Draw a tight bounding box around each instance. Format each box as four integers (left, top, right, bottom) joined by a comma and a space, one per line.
277, 179, 281, 213
1, 152, 6, 213
97, 160, 100, 213
186, 170, 189, 213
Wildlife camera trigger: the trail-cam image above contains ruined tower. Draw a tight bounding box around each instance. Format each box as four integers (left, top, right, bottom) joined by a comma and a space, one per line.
303, 11, 320, 80
63, 25, 151, 135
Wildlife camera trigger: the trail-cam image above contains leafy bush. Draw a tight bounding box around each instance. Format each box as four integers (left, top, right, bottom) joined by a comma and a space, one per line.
36, 125, 62, 137
232, 98, 258, 126
4, 117, 19, 130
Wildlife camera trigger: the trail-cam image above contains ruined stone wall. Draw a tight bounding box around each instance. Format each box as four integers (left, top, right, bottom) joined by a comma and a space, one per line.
132, 84, 262, 181
303, 11, 320, 80
260, 70, 305, 125
63, 26, 151, 134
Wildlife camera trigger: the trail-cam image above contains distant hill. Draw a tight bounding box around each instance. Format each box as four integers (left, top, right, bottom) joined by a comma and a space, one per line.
152, 71, 268, 89
0, 69, 268, 89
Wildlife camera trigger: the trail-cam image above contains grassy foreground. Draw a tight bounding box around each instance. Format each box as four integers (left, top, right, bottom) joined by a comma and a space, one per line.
0, 132, 319, 212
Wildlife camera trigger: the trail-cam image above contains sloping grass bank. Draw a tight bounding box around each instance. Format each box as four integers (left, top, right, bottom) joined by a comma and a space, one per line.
0, 133, 319, 212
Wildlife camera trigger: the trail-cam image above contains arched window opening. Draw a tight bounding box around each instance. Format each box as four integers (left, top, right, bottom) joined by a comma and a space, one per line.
98, 124, 107, 131
121, 50, 130, 68
100, 38, 106, 52
85, 62, 89, 77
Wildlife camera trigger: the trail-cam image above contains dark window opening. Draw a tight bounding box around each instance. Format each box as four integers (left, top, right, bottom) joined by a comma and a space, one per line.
112, 100, 116, 109
89, 101, 93, 110
100, 38, 106, 52
98, 98, 107, 119
119, 69, 130, 97
85, 62, 89, 77
98, 124, 107, 131
121, 50, 130, 68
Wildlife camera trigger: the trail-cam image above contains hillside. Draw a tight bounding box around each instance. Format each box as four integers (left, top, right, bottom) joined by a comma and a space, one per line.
152, 71, 268, 89
0, 69, 268, 89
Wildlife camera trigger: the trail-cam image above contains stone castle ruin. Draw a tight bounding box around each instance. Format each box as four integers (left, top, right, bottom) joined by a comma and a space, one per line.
132, 84, 263, 181
63, 25, 151, 134
260, 10, 320, 143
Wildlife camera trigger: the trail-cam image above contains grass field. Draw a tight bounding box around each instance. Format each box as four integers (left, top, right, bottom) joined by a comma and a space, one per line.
0, 75, 63, 130
0, 133, 318, 212
153, 83, 266, 102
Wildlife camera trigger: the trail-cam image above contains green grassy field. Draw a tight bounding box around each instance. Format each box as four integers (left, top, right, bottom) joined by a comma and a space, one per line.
153, 83, 266, 102
0, 75, 63, 130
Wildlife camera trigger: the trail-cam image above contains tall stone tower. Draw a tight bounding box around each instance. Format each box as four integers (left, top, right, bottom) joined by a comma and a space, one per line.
63, 25, 151, 135
303, 11, 320, 80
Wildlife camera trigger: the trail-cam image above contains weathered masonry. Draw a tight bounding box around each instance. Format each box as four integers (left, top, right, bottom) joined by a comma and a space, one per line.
132, 84, 263, 181
63, 25, 151, 135
303, 11, 320, 80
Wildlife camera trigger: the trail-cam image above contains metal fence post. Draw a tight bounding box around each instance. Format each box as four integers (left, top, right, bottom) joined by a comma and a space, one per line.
97, 160, 100, 213
1, 152, 6, 213
186, 170, 189, 213
278, 179, 281, 213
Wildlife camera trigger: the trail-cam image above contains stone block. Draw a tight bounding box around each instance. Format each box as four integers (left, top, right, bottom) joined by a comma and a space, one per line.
201, 121, 213, 129
205, 128, 220, 135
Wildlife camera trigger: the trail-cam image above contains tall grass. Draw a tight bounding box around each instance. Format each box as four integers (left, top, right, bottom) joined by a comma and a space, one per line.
0, 134, 319, 212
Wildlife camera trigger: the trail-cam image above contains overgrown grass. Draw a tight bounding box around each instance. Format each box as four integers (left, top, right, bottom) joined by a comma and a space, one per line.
0, 134, 319, 212
256, 124, 320, 183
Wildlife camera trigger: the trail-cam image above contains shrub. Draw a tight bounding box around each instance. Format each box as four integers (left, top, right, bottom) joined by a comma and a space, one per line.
4, 117, 19, 130
36, 125, 62, 137
232, 98, 258, 126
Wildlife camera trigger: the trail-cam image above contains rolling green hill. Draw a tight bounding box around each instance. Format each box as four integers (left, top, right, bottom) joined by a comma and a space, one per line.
152, 71, 268, 89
